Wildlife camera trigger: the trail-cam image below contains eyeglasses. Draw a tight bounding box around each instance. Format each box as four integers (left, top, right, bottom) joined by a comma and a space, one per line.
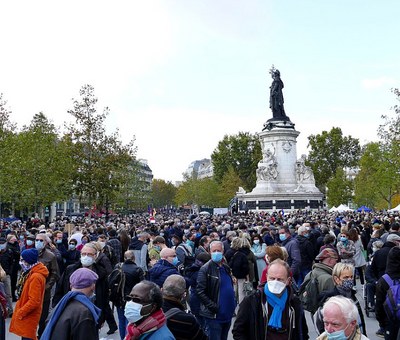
167, 255, 177, 258
81, 252, 95, 257
125, 295, 150, 304
35, 239, 44, 242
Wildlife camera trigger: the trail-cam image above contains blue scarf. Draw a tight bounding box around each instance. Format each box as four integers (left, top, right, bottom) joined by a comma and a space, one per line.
40, 291, 101, 340
264, 284, 288, 330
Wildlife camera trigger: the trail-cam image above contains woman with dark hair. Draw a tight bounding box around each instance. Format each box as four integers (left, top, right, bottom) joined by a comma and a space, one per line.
336, 231, 356, 266
348, 228, 367, 288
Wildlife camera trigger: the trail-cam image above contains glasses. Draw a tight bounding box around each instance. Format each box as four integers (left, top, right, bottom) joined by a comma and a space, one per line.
81, 252, 95, 257
35, 239, 44, 242
167, 255, 177, 258
125, 295, 150, 304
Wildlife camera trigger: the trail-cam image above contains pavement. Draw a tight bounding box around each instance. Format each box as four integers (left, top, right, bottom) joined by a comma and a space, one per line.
5, 284, 384, 340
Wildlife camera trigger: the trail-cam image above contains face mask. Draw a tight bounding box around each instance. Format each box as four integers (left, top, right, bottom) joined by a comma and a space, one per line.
81, 255, 94, 267
160, 233, 164, 237
279, 234, 286, 241
171, 239, 175, 246
325, 323, 350, 340
340, 237, 347, 243
35, 241, 45, 250
211, 252, 223, 263
155, 246, 161, 251
267, 280, 287, 295
372, 247, 377, 253
0, 244, 5, 250
82, 240, 87, 245
99, 242, 106, 248
56, 239, 62, 244
304, 234, 309, 237
19, 260, 33, 272
69, 244, 76, 250
19, 235, 24, 240
172, 257, 178, 266
124, 301, 149, 324
254, 240, 260, 244
341, 279, 354, 290
27, 240, 34, 246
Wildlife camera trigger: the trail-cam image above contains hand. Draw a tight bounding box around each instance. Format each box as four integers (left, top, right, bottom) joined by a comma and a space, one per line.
232, 276, 237, 285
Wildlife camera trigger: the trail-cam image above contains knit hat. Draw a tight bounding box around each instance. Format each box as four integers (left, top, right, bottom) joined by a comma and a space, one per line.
315, 248, 338, 261
21, 248, 39, 264
70, 268, 99, 289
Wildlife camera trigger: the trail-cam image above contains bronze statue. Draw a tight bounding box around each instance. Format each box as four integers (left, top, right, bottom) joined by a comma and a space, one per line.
269, 66, 290, 121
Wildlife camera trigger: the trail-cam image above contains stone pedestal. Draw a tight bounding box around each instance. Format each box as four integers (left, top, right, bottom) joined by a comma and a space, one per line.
236, 120, 324, 212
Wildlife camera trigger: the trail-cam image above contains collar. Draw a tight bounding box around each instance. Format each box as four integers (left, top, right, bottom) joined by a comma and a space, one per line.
163, 296, 185, 310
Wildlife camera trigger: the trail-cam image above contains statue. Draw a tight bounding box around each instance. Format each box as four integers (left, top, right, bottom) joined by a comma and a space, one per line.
295, 154, 314, 183
269, 65, 290, 121
256, 141, 279, 181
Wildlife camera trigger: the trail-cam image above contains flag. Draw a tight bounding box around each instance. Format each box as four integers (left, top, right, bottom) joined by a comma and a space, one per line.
148, 205, 152, 216
279, 210, 284, 216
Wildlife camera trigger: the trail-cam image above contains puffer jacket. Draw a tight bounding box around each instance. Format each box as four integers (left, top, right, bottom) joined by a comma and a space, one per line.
9, 262, 49, 340
149, 259, 180, 288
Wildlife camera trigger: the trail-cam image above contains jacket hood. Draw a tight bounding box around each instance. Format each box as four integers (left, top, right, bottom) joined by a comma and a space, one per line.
240, 248, 251, 256
296, 235, 308, 245
386, 246, 400, 278
130, 237, 144, 250
31, 262, 49, 278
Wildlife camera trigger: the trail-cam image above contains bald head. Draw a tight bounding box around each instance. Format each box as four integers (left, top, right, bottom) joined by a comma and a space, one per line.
160, 248, 176, 260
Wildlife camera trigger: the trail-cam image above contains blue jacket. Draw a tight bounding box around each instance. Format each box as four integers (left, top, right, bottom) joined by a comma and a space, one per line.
149, 259, 180, 288
138, 324, 175, 340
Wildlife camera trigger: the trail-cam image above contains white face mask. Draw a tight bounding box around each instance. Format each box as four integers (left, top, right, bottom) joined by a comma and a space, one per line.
267, 280, 287, 295
81, 255, 93, 267
253, 240, 260, 244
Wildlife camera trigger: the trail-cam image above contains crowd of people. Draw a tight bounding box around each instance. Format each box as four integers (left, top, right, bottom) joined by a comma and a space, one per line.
0, 210, 399, 340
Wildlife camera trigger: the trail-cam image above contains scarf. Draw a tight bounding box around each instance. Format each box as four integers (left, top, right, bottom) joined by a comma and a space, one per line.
125, 309, 166, 340
264, 284, 288, 330
40, 291, 101, 340
16, 263, 39, 298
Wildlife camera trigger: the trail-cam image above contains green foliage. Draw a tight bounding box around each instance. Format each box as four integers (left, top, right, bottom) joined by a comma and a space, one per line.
326, 168, 354, 207
66, 85, 137, 208
152, 179, 177, 209
211, 132, 261, 191
354, 142, 400, 209
307, 127, 361, 189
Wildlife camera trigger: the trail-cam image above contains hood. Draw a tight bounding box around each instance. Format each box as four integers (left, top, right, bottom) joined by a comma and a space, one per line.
151, 260, 174, 279
295, 235, 308, 244
240, 248, 251, 256
130, 237, 144, 250
31, 262, 49, 278
386, 246, 400, 278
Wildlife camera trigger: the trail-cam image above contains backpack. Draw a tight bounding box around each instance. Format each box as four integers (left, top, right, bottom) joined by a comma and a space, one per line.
382, 274, 400, 325
177, 244, 195, 270
108, 263, 126, 306
299, 271, 319, 313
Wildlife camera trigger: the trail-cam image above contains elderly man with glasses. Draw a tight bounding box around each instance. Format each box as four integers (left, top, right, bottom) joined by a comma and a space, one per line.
52, 243, 109, 330
124, 281, 174, 340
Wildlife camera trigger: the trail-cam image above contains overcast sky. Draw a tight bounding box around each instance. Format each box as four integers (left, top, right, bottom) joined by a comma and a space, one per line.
1, 1, 399, 182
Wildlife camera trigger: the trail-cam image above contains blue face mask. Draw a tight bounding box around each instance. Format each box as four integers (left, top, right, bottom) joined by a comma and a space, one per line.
159, 233, 164, 237
69, 244, 76, 250
171, 239, 175, 246
325, 323, 350, 340
20, 235, 24, 240
304, 234, 309, 237
27, 240, 34, 246
211, 252, 223, 263
340, 237, 347, 243
56, 240, 62, 244
172, 256, 178, 266
279, 234, 286, 241
155, 246, 161, 251
0, 244, 5, 250
35, 240, 45, 250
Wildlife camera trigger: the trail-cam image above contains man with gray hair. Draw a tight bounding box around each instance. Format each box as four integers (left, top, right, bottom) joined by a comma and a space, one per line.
162, 275, 207, 340
129, 232, 149, 277
317, 296, 368, 340
222, 230, 236, 252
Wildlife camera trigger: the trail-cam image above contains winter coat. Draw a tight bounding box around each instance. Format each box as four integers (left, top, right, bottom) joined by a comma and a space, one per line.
38, 247, 59, 301
149, 259, 180, 288
353, 238, 367, 268
370, 241, 396, 279
336, 239, 356, 266
9, 262, 49, 340
232, 282, 309, 340
308, 263, 335, 295
295, 235, 314, 271
129, 237, 148, 273
251, 243, 267, 282
281, 236, 302, 277
228, 249, 250, 279
185, 261, 202, 315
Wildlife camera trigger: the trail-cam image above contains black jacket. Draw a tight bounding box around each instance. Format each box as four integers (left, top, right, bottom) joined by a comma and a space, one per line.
232, 283, 308, 340
0, 247, 14, 275
228, 249, 250, 279
375, 246, 400, 327
196, 260, 233, 319
370, 241, 396, 278
121, 260, 144, 298
52, 261, 109, 324
295, 235, 314, 271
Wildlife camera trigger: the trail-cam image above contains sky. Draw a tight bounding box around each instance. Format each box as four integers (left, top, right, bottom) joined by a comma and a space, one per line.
1, 1, 399, 183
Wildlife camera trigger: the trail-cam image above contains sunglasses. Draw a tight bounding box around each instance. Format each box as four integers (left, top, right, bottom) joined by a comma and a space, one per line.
35, 239, 44, 242
125, 295, 150, 304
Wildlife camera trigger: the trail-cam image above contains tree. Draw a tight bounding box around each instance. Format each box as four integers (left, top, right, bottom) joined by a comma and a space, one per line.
2, 113, 72, 215
211, 132, 261, 191
307, 127, 361, 189
326, 168, 354, 207
65, 85, 137, 210
151, 179, 177, 209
